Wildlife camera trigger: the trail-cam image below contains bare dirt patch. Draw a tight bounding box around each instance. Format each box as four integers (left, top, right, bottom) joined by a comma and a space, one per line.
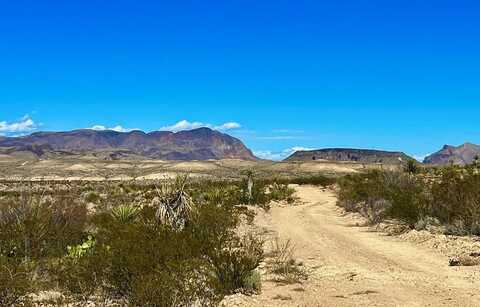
224, 186, 480, 306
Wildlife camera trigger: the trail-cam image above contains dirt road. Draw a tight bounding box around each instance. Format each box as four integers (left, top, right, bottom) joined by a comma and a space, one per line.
229, 186, 480, 307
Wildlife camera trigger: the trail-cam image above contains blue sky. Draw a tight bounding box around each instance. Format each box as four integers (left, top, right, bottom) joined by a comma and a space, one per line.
1, 1, 479, 160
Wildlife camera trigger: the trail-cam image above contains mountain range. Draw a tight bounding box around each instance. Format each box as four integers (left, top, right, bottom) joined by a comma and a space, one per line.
423, 143, 480, 165
1, 128, 479, 165
285, 148, 413, 164
0, 128, 256, 161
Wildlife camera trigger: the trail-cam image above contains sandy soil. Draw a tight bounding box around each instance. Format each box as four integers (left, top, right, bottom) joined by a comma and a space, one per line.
0, 157, 399, 181
226, 186, 480, 307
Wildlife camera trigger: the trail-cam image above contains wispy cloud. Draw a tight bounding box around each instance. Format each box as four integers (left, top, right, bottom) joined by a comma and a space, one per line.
0, 115, 38, 136
254, 146, 314, 161
88, 125, 138, 132
159, 120, 242, 132
215, 122, 241, 130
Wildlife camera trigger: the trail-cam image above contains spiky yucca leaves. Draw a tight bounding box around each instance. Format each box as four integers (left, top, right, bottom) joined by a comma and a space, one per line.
153, 175, 194, 230
111, 205, 140, 224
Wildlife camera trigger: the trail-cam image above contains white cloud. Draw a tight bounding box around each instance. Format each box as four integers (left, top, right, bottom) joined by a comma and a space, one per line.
215, 122, 241, 130
88, 125, 137, 132
159, 120, 242, 132
289, 146, 315, 153
159, 120, 205, 132
254, 146, 314, 161
0, 115, 38, 136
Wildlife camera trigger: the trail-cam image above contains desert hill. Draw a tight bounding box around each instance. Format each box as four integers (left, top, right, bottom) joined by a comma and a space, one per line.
0, 128, 256, 161
285, 148, 413, 164
424, 143, 480, 165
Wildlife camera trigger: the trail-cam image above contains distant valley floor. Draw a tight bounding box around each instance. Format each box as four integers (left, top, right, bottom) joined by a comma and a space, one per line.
0, 156, 398, 181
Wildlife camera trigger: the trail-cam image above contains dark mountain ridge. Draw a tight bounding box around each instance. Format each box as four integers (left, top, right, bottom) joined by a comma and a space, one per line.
285, 148, 413, 164
0, 128, 257, 161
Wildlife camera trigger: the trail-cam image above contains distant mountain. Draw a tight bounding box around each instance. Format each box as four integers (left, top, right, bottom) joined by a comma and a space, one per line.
0, 128, 257, 161
285, 148, 413, 164
423, 143, 480, 165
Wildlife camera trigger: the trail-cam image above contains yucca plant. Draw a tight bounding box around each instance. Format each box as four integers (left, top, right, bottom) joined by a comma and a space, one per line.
111, 205, 140, 224
153, 175, 194, 231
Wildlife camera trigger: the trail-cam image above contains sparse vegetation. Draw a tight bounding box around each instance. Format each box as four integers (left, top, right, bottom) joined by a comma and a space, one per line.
337, 163, 480, 235
268, 238, 307, 284
0, 175, 301, 305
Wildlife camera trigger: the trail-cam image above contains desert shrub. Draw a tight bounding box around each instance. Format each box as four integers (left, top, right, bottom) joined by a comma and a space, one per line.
0, 193, 87, 261
55, 208, 222, 305
430, 167, 480, 235
268, 238, 307, 284
53, 255, 103, 302
0, 177, 271, 304
0, 257, 34, 307
50, 178, 264, 304
240, 178, 270, 207
84, 191, 101, 203
338, 166, 480, 235
269, 183, 296, 204
404, 159, 420, 174
360, 199, 392, 225
337, 171, 428, 227
288, 175, 336, 187
209, 234, 264, 294
242, 270, 262, 293
128, 259, 217, 307
414, 216, 442, 232
0, 187, 88, 305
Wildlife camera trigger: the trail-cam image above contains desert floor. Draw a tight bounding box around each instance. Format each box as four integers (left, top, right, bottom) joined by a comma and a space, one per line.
225, 186, 480, 307
0, 157, 396, 181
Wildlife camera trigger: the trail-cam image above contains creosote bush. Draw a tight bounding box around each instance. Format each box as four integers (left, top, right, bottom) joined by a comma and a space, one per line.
0, 257, 34, 307
338, 170, 428, 227
337, 164, 480, 235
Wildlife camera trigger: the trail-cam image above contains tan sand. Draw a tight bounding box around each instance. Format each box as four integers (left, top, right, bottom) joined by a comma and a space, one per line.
226, 186, 480, 306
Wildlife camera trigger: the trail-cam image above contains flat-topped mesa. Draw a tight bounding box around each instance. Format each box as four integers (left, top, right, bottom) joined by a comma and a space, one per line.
0, 127, 257, 161
285, 148, 413, 164
424, 143, 480, 165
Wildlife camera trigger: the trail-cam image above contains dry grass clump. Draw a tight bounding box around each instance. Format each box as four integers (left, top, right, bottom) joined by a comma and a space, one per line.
267, 238, 307, 284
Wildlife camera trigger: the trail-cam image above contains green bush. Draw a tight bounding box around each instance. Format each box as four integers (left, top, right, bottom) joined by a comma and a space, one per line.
337, 166, 480, 235
431, 167, 480, 235
209, 234, 264, 294
0, 193, 87, 261
269, 183, 296, 203
0, 257, 34, 307
337, 170, 428, 227
49, 178, 265, 304
288, 175, 336, 187
0, 177, 277, 304
242, 270, 262, 293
